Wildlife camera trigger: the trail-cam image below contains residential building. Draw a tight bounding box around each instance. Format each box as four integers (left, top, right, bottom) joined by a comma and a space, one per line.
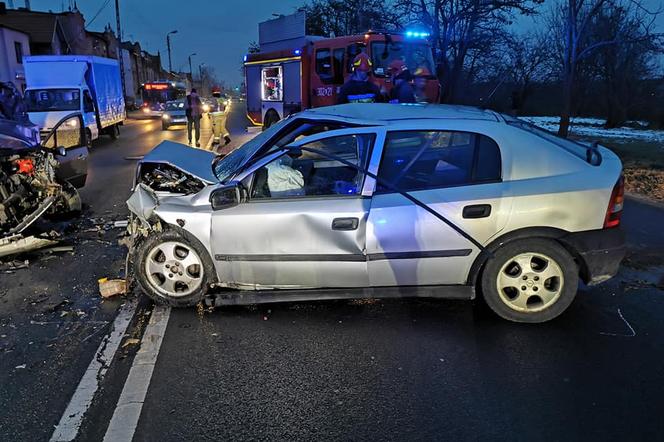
0, 24, 29, 90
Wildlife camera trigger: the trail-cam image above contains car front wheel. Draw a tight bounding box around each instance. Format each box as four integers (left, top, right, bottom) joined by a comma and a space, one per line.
480, 239, 578, 323
134, 229, 216, 307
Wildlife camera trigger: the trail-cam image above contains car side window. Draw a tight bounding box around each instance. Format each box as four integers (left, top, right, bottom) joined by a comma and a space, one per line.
315, 48, 333, 84
251, 134, 374, 199
332, 48, 345, 84
376, 131, 501, 193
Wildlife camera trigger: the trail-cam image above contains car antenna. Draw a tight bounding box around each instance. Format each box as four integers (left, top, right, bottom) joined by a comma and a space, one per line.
478, 76, 506, 110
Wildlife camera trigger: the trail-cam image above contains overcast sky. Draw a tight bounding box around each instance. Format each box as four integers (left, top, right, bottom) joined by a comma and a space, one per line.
30, 0, 664, 86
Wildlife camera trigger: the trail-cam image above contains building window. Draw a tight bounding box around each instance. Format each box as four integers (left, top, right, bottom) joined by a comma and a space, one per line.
14, 42, 23, 64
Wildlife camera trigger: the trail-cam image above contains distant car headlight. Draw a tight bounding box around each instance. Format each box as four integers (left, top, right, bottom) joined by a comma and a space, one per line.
162, 114, 170, 120
142, 107, 150, 114
203, 104, 210, 112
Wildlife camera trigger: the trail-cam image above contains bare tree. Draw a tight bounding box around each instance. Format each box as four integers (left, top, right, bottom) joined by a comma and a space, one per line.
500, 30, 552, 114
301, 0, 402, 37
546, 0, 662, 137
394, 0, 542, 103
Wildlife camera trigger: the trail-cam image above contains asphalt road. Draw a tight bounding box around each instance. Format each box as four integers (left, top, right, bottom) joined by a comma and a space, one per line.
2, 104, 664, 441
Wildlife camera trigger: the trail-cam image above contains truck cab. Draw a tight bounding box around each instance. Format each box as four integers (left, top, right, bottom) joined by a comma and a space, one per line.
24, 86, 98, 142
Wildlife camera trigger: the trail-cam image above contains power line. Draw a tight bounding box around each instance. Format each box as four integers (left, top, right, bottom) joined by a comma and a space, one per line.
87, 0, 112, 27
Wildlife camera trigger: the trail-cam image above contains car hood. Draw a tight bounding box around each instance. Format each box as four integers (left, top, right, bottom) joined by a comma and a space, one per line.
140, 140, 218, 184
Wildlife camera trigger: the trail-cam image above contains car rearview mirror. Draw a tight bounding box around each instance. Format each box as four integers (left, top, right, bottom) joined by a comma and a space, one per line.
210, 182, 245, 211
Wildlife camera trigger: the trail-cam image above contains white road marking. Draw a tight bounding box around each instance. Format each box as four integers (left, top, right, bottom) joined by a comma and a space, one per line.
50, 300, 138, 442
103, 305, 171, 442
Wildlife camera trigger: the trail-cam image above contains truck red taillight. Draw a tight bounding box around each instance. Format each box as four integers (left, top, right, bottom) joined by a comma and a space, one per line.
604, 175, 624, 228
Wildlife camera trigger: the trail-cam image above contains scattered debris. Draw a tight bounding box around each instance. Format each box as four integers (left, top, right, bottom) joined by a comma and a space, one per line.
15, 364, 26, 369
113, 220, 129, 228
122, 337, 140, 348
125, 155, 144, 161
0, 234, 58, 258
98, 278, 127, 298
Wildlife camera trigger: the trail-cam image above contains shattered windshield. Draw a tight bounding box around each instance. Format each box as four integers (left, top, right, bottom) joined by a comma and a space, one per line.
24, 88, 80, 112
213, 118, 289, 182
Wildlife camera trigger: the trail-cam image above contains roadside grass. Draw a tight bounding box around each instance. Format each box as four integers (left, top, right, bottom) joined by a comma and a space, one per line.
572, 135, 664, 201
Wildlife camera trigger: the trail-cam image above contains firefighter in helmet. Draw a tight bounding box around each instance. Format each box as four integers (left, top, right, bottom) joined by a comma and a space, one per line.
210, 86, 231, 146
387, 59, 416, 104
413, 66, 433, 103
337, 53, 382, 104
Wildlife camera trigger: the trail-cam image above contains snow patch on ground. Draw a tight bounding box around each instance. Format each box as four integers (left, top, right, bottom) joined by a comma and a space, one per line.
521, 116, 664, 143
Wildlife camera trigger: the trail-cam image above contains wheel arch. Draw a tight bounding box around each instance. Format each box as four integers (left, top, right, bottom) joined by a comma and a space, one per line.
467, 226, 588, 287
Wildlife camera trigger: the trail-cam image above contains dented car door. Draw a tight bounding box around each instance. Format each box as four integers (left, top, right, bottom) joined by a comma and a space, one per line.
210, 129, 379, 289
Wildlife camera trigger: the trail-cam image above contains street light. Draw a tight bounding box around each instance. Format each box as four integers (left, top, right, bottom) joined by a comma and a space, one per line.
199, 62, 206, 95
166, 30, 178, 72
188, 52, 196, 78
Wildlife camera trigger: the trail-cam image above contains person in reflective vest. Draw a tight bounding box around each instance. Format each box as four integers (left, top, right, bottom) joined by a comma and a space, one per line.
337, 53, 382, 104
210, 86, 231, 146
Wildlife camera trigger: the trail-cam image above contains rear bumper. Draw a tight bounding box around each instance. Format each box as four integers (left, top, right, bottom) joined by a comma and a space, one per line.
561, 228, 626, 285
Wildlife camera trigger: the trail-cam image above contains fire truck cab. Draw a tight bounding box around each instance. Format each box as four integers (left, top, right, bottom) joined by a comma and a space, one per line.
245, 26, 440, 128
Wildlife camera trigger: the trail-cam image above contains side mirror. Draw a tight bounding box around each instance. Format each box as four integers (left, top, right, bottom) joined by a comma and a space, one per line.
56, 146, 67, 157
210, 182, 244, 211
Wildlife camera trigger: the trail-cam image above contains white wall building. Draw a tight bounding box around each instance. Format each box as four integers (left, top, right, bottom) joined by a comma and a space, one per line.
0, 25, 30, 90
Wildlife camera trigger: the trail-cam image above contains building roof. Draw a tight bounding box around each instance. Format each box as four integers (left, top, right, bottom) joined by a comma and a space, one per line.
0, 9, 58, 44
302, 103, 500, 122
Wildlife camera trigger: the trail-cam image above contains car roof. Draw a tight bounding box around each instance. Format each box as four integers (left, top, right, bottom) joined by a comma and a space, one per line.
300, 103, 500, 124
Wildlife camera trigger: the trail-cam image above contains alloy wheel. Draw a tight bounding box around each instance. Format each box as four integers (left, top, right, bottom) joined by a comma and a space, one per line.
496, 252, 564, 313
145, 241, 203, 298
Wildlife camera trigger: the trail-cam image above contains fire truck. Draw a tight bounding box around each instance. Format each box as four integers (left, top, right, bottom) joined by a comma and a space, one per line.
244, 13, 440, 128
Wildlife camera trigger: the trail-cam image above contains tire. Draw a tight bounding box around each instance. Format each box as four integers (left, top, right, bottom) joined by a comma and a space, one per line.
262, 110, 280, 131
109, 124, 120, 140
134, 228, 217, 307
85, 129, 92, 148
480, 239, 578, 323
161, 122, 168, 131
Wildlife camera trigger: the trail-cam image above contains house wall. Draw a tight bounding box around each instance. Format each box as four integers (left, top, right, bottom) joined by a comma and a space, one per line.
0, 27, 30, 90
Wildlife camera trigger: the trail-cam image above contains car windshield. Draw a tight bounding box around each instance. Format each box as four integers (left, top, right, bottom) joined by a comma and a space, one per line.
24, 88, 80, 112
213, 118, 290, 182
371, 42, 435, 77
506, 116, 588, 160
166, 101, 185, 111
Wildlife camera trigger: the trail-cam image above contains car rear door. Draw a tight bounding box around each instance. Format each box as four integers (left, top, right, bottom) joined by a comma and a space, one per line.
366, 128, 511, 287
209, 127, 382, 289
42, 113, 89, 188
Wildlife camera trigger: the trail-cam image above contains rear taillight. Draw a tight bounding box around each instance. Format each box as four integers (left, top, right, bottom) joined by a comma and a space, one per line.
604, 175, 624, 228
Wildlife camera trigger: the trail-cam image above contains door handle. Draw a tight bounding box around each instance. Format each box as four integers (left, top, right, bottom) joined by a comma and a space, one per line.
332, 217, 359, 231
462, 204, 491, 219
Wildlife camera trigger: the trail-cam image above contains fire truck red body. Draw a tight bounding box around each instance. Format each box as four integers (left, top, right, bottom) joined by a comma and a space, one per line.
245, 31, 440, 128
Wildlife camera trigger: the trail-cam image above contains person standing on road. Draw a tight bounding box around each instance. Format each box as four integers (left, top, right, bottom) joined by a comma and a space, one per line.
337, 53, 382, 104
185, 88, 203, 147
210, 86, 231, 146
387, 59, 416, 104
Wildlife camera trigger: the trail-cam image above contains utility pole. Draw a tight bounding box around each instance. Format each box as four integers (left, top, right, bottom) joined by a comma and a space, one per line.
166, 30, 177, 73
188, 53, 196, 86
114, 0, 126, 97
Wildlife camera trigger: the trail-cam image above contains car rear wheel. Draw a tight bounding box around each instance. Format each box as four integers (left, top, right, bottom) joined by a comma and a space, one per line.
480, 239, 578, 323
134, 229, 216, 307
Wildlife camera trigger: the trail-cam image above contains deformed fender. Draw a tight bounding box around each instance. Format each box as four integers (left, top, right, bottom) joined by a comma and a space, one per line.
126, 184, 158, 226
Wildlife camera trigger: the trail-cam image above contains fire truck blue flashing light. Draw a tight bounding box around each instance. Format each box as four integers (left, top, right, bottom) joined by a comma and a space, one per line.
405, 31, 430, 38
294, 49, 302, 56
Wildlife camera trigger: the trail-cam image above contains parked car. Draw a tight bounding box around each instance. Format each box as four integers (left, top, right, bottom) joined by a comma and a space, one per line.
126, 103, 625, 323
161, 100, 187, 130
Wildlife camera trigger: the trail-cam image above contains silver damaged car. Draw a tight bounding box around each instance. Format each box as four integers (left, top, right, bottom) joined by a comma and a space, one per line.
126, 104, 626, 323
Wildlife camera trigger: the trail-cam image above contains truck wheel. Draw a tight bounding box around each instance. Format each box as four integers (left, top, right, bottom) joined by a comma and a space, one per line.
262, 110, 280, 131
134, 228, 217, 307
480, 239, 578, 323
85, 129, 92, 148
161, 122, 169, 131
109, 124, 120, 140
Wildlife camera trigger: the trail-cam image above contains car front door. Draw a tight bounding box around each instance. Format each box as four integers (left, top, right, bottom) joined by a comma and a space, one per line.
42, 113, 89, 188
366, 128, 510, 287
210, 128, 382, 289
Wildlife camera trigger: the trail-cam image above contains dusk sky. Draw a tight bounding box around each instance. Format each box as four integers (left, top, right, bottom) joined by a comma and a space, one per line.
30, 0, 664, 86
